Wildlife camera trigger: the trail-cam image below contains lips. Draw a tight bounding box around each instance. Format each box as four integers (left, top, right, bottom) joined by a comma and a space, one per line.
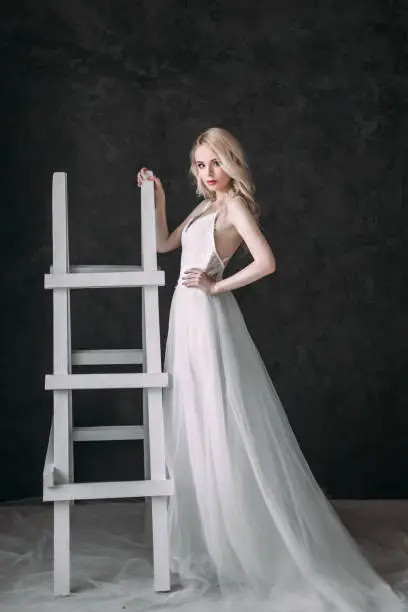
207, 180, 217, 184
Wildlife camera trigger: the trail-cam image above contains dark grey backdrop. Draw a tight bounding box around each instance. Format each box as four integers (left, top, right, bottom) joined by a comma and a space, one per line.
1, 1, 407, 503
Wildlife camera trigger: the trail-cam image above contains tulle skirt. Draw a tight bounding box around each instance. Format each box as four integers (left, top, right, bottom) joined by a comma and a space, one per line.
162, 285, 407, 612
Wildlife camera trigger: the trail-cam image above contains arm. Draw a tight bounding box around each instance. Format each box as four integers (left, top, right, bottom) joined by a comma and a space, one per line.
155, 202, 169, 252
157, 200, 207, 253
211, 198, 276, 295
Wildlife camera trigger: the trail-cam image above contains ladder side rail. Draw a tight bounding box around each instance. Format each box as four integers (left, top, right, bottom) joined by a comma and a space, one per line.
141, 173, 170, 591
51, 171, 72, 595
143, 289, 153, 541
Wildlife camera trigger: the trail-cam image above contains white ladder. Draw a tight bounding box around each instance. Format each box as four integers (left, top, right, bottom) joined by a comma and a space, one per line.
43, 171, 172, 596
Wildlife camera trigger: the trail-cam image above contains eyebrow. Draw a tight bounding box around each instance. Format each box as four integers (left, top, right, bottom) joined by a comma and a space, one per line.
195, 158, 218, 164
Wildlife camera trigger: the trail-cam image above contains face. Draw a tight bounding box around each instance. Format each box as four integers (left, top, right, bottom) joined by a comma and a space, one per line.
194, 144, 231, 194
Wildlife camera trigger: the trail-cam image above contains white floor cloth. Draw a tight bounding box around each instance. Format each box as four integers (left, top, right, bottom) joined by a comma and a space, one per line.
0, 500, 407, 611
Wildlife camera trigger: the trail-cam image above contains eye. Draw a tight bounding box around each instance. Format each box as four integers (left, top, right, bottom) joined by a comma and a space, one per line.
196, 160, 220, 169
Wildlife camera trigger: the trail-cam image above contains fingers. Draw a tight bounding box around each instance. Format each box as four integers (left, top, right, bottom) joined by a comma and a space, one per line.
137, 168, 147, 183
136, 169, 160, 190
137, 167, 154, 187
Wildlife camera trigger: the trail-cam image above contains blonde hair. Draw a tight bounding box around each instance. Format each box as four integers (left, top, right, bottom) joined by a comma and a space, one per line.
188, 127, 261, 258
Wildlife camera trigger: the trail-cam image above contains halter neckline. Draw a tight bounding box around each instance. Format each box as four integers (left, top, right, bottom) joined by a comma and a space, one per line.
184, 202, 220, 234
178, 200, 230, 281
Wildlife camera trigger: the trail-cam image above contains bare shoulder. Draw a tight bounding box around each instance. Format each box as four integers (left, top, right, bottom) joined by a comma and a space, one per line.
213, 195, 252, 234
226, 195, 250, 213
224, 196, 255, 227
224, 196, 276, 270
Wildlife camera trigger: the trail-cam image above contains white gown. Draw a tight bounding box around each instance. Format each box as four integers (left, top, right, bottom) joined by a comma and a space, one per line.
162, 200, 407, 612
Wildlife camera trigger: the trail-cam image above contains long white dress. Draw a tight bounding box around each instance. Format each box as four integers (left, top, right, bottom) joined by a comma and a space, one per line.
162, 200, 407, 612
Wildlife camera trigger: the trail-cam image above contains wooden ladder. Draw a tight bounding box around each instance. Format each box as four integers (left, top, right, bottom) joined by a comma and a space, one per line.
43, 171, 172, 595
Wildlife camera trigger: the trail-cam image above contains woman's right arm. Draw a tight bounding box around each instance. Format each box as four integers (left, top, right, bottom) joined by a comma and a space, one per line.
137, 167, 205, 254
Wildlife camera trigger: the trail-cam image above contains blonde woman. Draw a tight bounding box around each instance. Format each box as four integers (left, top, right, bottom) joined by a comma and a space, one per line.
136, 128, 406, 612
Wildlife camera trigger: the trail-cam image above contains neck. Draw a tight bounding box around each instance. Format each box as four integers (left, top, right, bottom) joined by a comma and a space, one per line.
213, 192, 230, 207
212, 184, 235, 203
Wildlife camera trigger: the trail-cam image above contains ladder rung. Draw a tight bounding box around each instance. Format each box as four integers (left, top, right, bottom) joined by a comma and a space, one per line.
45, 373, 168, 390
43, 479, 173, 501
73, 425, 144, 441
72, 349, 143, 366
44, 270, 165, 289
51, 265, 162, 273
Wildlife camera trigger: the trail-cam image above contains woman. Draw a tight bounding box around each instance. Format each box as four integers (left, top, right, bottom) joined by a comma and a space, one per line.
136, 127, 406, 611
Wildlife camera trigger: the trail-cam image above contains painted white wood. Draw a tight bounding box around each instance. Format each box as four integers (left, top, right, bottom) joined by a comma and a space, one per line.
141, 174, 171, 592
43, 419, 55, 489
54, 502, 71, 595
142, 171, 157, 552
72, 349, 143, 366
67, 278, 74, 507
44, 270, 165, 289
143, 295, 153, 541
43, 479, 173, 502
51, 172, 72, 596
66, 265, 144, 272
73, 425, 144, 442
44, 465, 56, 489
43, 170, 172, 596
51, 265, 163, 273
45, 372, 168, 390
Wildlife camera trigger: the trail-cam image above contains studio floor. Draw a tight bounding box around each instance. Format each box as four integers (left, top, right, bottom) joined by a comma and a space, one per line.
0, 499, 407, 612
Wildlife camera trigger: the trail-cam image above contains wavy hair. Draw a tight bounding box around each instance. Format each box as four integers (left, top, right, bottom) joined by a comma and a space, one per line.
188, 127, 261, 258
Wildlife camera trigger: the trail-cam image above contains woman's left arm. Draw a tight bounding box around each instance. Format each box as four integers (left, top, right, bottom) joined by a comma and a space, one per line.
211, 198, 276, 295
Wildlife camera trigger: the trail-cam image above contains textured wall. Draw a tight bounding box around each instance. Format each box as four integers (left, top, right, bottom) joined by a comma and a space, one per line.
1, 0, 407, 502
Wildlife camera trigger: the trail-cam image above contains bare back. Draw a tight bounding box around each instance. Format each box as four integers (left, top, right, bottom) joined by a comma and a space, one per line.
213, 204, 243, 264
